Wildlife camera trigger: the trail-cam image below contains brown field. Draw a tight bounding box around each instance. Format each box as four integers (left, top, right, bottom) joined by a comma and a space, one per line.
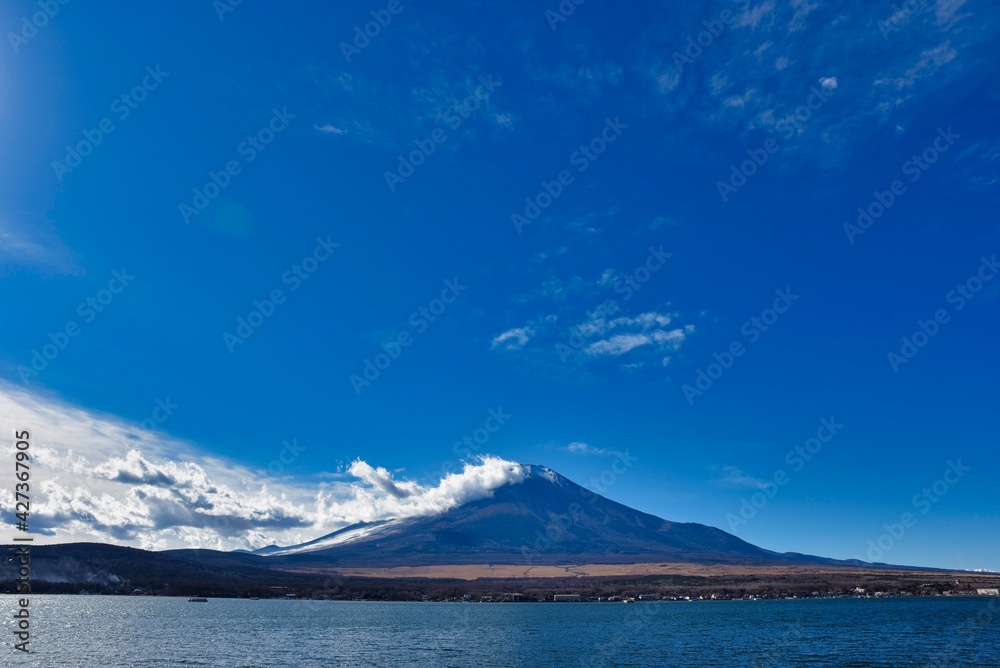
286, 562, 988, 581
262, 562, 1000, 602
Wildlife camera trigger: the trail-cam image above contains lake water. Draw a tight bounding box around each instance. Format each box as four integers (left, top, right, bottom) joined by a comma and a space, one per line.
1, 595, 999, 666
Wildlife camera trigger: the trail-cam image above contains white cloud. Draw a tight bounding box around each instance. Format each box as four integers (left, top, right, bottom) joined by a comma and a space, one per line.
0, 383, 525, 551
584, 333, 654, 356
653, 66, 681, 94
717, 466, 768, 490
491, 326, 534, 350
575, 312, 693, 360
566, 442, 608, 456
584, 327, 691, 357
490, 313, 560, 353
577, 311, 674, 338
597, 269, 616, 286
490, 302, 694, 368
723, 88, 758, 109
348, 460, 413, 499
819, 76, 838, 91
493, 111, 514, 128
314, 123, 347, 135
322, 456, 526, 524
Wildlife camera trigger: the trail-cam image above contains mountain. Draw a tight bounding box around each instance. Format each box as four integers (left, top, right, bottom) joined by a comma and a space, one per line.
8, 464, 980, 599
0, 542, 307, 594
246, 464, 852, 568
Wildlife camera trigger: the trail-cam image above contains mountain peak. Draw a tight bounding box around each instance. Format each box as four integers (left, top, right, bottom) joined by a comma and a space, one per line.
520, 463, 561, 483
249, 463, 849, 568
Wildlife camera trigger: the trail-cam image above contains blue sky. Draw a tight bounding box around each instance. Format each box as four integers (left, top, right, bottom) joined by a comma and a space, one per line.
1, 0, 998, 569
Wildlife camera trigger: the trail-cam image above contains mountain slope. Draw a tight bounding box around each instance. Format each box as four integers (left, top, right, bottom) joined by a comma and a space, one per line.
255, 465, 849, 567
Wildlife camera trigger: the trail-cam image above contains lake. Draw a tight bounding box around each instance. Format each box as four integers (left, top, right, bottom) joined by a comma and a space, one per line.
2, 595, 998, 666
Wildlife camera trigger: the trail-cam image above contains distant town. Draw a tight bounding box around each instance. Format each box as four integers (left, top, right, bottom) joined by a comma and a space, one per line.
51, 584, 1000, 604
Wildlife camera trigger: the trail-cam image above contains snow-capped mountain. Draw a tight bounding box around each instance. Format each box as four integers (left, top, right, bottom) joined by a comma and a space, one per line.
252, 464, 847, 567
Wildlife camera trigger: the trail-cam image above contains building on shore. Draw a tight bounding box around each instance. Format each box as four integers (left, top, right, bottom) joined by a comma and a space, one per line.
977, 588, 999, 596
553, 594, 582, 602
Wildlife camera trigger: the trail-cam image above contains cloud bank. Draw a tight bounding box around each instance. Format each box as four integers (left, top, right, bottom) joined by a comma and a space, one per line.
0, 383, 525, 551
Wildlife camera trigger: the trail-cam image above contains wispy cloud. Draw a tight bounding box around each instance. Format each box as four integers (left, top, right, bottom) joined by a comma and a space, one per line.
634, 0, 981, 162
717, 466, 768, 490
891, 41, 959, 89
734, 0, 777, 29
491, 326, 534, 350
528, 60, 624, 97
566, 442, 608, 456
314, 123, 347, 135
577, 312, 693, 362
584, 330, 685, 357
0, 218, 80, 276
512, 276, 590, 304
935, 0, 969, 26
491, 261, 694, 372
